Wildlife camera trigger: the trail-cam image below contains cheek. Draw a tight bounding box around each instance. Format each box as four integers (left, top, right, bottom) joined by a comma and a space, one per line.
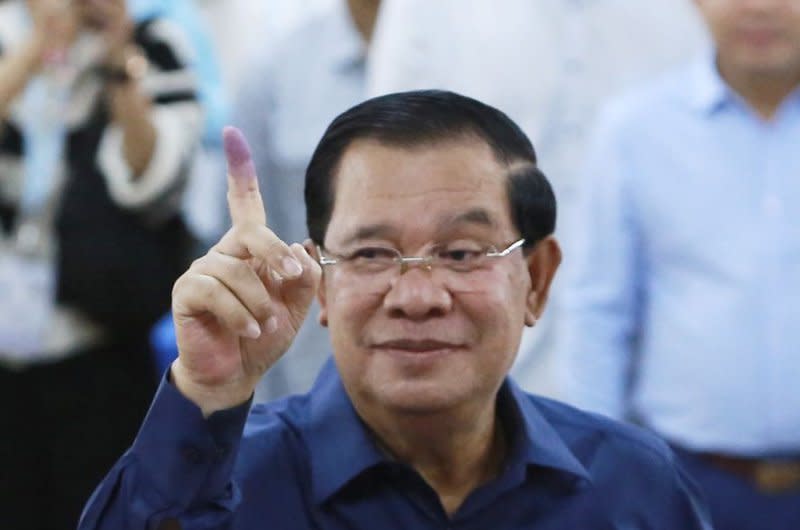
461, 271, 528, 336
325, 285, 382, 340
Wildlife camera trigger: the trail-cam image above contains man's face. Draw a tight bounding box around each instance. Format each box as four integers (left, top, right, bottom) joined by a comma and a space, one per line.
318, 137, 537, 416
696, 0, 800, 78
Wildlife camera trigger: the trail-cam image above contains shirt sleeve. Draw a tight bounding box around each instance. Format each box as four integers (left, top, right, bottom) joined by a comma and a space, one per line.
559, 102, 645, 419
77, 371, 251, 530
97, 17, 203, 216
0, 39, 25, 213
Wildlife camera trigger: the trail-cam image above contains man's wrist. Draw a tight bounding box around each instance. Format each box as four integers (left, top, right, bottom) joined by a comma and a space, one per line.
170, 359, 255, 418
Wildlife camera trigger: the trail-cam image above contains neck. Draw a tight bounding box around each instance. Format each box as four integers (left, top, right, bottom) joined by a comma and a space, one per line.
360, 399, 507, 516
346, 0, 380, 44
717, 58, 800, 120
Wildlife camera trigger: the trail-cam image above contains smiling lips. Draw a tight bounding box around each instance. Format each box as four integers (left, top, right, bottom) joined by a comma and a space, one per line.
373, 339, 463, 352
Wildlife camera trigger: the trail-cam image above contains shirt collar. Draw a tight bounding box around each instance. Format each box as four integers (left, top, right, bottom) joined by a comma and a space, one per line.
305, 360, 388, 505
304, 360, 592, 505
503, 378, 593, 484
329, 0, 368, 73
687, 46, 735, 115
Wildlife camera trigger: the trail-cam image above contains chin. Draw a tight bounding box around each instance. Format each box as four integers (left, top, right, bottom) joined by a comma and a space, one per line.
370, 378, 474, 415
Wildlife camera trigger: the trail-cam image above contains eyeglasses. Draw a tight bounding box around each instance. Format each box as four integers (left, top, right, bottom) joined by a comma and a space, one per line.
317, 238, 525, 293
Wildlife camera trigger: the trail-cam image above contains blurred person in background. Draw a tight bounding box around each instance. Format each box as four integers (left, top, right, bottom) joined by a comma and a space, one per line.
0, 0, 202, 528
366, 0, 707, 399
562, 0, 800, 528
234, 0, 380, 401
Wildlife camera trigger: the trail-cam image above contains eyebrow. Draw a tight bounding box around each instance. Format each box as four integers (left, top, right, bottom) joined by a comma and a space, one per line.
337, 208, 497, 248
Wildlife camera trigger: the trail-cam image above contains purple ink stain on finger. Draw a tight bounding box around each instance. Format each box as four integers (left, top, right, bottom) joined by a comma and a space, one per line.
223, 126, 255, 178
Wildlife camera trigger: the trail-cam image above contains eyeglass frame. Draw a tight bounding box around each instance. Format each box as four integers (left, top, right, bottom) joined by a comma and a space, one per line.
316, 237, 526, 275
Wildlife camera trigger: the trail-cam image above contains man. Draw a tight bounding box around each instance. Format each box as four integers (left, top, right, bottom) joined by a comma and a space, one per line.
79, 91, 710, 529
0, 1, 201, 528
234, 0, 381, 401
562, 1, 800, 528
366, 0, 707, 398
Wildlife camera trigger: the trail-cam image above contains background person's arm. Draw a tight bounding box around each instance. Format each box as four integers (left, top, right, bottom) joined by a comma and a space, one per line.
559, 102, 644, 419
0, 0, 77, 122
94, 10, 203, 224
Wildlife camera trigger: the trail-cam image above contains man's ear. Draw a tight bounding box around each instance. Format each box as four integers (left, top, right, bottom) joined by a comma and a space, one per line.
523, 236, 562, 326
304, 240, 328, 327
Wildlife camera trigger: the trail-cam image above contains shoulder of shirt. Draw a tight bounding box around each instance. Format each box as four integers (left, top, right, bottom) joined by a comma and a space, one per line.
526, 392, 680, 471
593, 62, 698, 137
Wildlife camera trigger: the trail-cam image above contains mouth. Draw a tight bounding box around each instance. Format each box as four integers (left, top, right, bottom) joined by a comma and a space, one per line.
738, 27, 782, 47
372, 339, 464, 354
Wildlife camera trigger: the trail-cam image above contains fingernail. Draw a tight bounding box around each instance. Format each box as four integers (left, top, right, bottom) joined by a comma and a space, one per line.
282, 256, 303, 277
265, 316, 279, 334
245, 321, 261, 339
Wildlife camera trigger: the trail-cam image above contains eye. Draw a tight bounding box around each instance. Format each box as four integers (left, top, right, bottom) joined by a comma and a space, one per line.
346, 247, 399, 271
439, 248, 483, 262
349, 247, 398, 261
435, 242, 486, 270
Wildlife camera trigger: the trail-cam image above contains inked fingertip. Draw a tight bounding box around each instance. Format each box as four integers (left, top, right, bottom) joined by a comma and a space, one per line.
223, 126, 252, 167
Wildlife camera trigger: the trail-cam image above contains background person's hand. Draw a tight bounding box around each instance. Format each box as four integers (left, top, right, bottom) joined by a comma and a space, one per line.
27, 0, 79, 66
170, 127, 321, 416
79, 0, 135, 65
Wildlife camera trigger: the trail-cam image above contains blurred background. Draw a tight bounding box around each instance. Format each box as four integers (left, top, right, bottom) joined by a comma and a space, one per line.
2, 0, 799, 529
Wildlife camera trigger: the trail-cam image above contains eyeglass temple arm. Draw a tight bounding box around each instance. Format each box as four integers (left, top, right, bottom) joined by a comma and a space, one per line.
492, 238, 526, 257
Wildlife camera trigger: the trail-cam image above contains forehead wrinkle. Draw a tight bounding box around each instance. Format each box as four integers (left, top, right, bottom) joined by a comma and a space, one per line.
437, 207, 497, 231
365, 181, 486, 200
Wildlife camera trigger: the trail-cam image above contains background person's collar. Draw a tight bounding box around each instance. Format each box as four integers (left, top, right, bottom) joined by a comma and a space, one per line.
688, 46, 737, 115
331, 0, 369, 73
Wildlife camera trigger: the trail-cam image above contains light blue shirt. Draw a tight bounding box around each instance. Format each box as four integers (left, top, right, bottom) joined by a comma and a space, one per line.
561, 51, 800, 455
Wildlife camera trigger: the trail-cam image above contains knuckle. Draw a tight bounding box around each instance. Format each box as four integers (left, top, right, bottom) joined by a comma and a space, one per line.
228, 257, 254, 282
189, 256, 207, 271
264, 238, 287, 257
253, 298, 272, 321
196, 275, 219, 300
171, 273, 188, 298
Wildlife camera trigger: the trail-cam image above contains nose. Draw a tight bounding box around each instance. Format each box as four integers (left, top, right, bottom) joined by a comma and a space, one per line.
382, 266, 453, 320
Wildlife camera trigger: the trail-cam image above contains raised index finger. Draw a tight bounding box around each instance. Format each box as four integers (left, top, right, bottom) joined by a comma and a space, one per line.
224, 126, 266, 227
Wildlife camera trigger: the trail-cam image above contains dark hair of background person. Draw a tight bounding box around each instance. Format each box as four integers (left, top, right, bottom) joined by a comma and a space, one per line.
305, 90, 556, 251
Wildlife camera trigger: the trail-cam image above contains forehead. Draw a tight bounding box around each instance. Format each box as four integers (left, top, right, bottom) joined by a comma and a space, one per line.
326, 137, 513, 243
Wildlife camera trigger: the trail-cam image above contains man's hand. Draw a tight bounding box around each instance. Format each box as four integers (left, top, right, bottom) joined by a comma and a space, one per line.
170, 127, 321, 416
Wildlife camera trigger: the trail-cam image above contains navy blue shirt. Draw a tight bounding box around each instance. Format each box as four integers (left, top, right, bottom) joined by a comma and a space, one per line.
79, 360, 711, 529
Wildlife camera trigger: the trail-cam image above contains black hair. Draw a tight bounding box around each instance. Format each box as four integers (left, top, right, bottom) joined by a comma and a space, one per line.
305, 90, 556, 249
